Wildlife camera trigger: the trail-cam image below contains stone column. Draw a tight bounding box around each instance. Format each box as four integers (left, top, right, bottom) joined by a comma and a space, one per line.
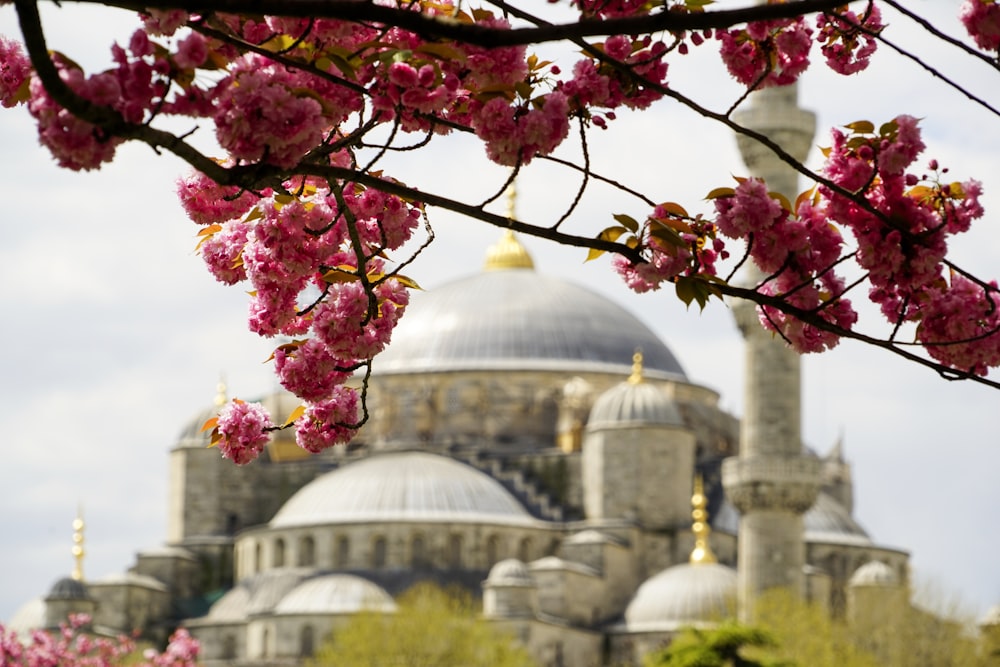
721, 84, 821, 620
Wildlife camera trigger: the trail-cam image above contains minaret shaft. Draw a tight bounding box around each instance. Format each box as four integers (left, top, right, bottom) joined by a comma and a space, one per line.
722, 83, 821, 621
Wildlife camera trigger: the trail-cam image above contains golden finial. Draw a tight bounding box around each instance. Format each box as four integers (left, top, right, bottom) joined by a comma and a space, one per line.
627, 349, 644, 385
689, 475, 718, 565
214, 376, 228, 407
484, 180, 535, 271
71, 507, 85, 581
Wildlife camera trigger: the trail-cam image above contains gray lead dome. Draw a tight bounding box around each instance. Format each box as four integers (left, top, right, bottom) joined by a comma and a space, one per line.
373, 269, 687, 379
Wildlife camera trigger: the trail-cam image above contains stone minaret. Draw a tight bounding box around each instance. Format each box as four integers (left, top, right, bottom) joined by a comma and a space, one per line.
721, 84, 822, 620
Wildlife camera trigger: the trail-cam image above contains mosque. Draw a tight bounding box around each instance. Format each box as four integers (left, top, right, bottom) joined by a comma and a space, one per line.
5, 87, 965, 665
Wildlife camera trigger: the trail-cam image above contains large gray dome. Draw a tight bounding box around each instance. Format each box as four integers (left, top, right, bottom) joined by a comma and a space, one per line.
373, 269, 686, 379
270, 451, 536, 528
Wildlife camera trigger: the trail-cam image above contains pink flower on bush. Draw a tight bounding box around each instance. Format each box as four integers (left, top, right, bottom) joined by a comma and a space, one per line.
817, 2, 883, 75
199, 220, 250, 285
312, 279, 409, 360
918, 274, 1000, 375
274, 338, 353, 403
961, 0, 1000, 51
718, 17, 812, 88
295, 386, 360, 453
216, 399, 273, 465
0, 36, 31, 108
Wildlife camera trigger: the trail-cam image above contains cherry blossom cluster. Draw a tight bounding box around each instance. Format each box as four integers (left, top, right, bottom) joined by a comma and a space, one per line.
612, 204, 725, 294
712, 178, 857, 352
960, 0, 1000, 51
819, 118, 993, 373
5, 0, 1000, 461
816, 2, 884, 75
186, 165, 420, 463
0, 614, 200, 667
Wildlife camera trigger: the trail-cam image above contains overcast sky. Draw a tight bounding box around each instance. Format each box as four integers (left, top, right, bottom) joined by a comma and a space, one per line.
1, 1, 998, 625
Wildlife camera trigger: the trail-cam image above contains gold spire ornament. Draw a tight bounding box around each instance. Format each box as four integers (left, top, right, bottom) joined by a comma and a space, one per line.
689, 475, 718, 565
627, 350, 644, 385
483, 183, 535, 271
71, 508, 85, 581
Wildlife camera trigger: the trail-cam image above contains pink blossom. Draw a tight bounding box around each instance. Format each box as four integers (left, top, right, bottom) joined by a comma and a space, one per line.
718, 17, 812, 88
213, 54, 331, 168
295, 386, 360, 452
713, 178, 784, 239
960, 0, 1000, 51
918, 274, 1000, 375
312, 279, 409, 360
274, 338, 353, 402
0, 36, 31, 108
174, 32, 209, 69
142, 9, 189, 36
200, 220, 250, 284
176, 169, 260, 225
216, 399, 273, 465
817, 3, 883, 75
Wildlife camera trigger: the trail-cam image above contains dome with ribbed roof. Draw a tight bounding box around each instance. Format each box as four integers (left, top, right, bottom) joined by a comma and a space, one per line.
270, 451, 535, 528
372, 268, 686, 379
274, 574, 396, 615
849, 560, 900, 587
587, 378, 683, 429
486, 559, 535, 587
623, 562, 737, 632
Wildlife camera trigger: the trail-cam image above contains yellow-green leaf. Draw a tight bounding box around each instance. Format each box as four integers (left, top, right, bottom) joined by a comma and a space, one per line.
659, 201, 689, 218
393, 274, 423, 290
612, 214, 640, 233
585, 247, 607, 262
845, 120, 874, 134
705, 187, 736, 200
283, 404, 307, 427
768, 191, 792, 213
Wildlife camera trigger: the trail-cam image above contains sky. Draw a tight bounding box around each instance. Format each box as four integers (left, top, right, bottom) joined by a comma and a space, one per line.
1, 1, 998, 625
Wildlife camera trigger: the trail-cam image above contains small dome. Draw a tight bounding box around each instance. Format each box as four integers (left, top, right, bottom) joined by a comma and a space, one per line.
563, 530, 627, 547
274, 574, 396, 615
270, 451, 535, 528
486, 559, 535, 587
7, 597, 45, 635
624, 563, 737, 632
91, 572, 168, 592
849, 561, 900, 588
46, 577, 91, 601
588, 380, 682, 428
206, 569, 315, 621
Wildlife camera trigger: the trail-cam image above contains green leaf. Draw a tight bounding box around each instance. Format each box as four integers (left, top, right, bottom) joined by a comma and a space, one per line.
659, 201, 689, 218
612, 213, 640, 233
585, 247, 607, 262
597, 225, 629, 244
705, 187, 736, 200
845, 120, 875, 134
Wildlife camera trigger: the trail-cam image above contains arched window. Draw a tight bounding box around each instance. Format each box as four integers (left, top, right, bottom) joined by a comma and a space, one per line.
335, 535, 350, 569
222, 634, 236, 660
262, 628, 271, 658
518, 537, 532, 562
411, 534, 426, 568
254, 542, 262, 574
298, 535, 315, 566
373, 536, 387, 569
486, 535, 500, 565
300, 625, 315, 657
448, 534, 463, 568
274, 538, 286, 567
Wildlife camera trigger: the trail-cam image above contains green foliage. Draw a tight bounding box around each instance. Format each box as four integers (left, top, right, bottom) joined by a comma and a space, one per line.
305, 583, 537, 667
645, 622, 789, 667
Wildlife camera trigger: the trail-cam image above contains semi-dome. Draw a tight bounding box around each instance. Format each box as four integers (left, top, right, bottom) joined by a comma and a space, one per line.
46, 577, 90, 601
624, 563, 737, 632
849, 560, 900, 587
270, 451, 535, 528
274, 574, 396, 615
486, 559, 535, 587
205, 569, 316, 622
804, 492, 872, 546
372, 268, 686, 379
